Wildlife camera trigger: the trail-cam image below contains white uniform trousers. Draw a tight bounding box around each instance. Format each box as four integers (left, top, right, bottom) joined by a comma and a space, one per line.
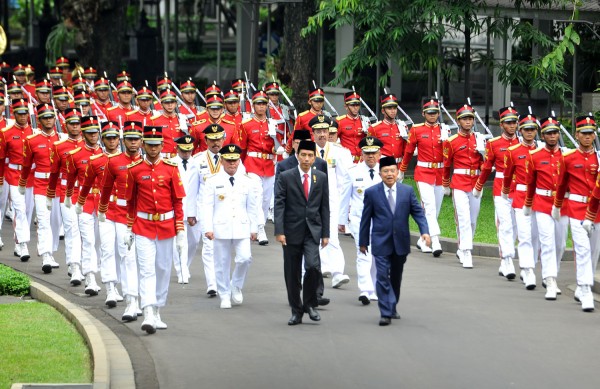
60, 202, 82, 266
25, 187, 34, 227
78, 212, 100, 275
0, 181, 9, 231
350, 215, 376, 294
452, 189, 481, 251
200, 234, 217, 292
320, 227, 346, 276
136, 235, 174, 308
98, 219, 121, 284
570, 218, 600, 286
33, 194, 61, 256
173, 221, 201, 278
534, 212, 568, 279
494, 195, 517, 259
101, 220, 137, 296
9, 184, 30, 243
416, 181, 444, 237
213, 238, 252, 298
513, 207, 540, 269
258, 175, 275, 225
591, 223, 600, 276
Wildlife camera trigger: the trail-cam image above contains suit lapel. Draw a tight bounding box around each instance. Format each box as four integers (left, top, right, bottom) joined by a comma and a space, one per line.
380, 182, 395, 215
308, 172, 317, 200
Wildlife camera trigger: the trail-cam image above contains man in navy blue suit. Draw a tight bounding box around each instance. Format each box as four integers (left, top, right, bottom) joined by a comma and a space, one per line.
359, 156, 430, 326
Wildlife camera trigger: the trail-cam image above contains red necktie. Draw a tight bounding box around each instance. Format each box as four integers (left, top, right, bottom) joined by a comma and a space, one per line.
303, 173, 309, 200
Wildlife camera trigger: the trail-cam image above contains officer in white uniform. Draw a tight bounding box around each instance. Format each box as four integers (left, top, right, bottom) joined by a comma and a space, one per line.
203, 144, 259, 309
340, 137, 383, 304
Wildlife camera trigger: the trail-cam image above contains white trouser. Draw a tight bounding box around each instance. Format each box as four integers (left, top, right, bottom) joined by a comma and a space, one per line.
33, 194, 61, 256
9, 184, 30, 243
320, 204, 346, 276
259, 175, 275, 225
60, 202, 82, 265
534, 212, 568, 279
98, 219, 120, 284
592, 223, 600, 276
78, 212, 100, 275
513, 208, 539, 269
0, 181, 9, 231
213, 238, 252, 298
136, 235, 174, 308
452, 189, 481, 251
350, 214, 376, 294
200, 234, 217, 291
173, 221, 201, 278
25, 187, 34, 227
416, 181, 444, 237
570, 218, 600, 286
494, 195, 516, 259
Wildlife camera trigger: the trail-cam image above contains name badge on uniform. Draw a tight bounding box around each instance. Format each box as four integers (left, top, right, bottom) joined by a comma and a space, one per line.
500, 148, 507, 151
200, 165, 208, 169
518, 155, 526, 159
458, 145, 466, 151
38, 144, 46, 148
421, 135, 429, 139
355, 178, 363, 181
216, 185, 224, 189
119, 166, 127, 170
574, 164, 583, 168
141, 175, 151, 180
12, 136, 20, 140
541, 161, 549, 165
252, 130, 260, 133
82, 160, 88, 164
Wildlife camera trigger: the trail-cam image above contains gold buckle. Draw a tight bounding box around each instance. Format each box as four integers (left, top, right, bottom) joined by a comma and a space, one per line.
431, 162, 438, 169
470, 169, 476, 176
92, 188, 99, 194
552, 191, 556, 197
152, 213, 160, 221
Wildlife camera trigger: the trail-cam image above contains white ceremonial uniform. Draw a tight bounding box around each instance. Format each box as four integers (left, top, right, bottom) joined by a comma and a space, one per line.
203, 170, 258, 303
316, 142, 351, 283
340, 161, 381, 298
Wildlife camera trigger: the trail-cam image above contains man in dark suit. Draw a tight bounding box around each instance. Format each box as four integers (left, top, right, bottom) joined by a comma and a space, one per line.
275, 129, 330, 306
275, 140, 330, 325
359, 156, 430, 326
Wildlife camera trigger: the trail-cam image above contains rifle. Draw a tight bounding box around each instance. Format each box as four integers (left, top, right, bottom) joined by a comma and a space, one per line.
351, 85, 377, 134
103, 72, 116, 106
268, 100, 288, 146
47, 73, 62, 133
272, 76, 297, 120
382, 88, 408, 139
527, 106, 545, 148
244, 72, 255, 115
4, 82, 10, 119
466, 97, 490, 156
145, 80, 158, 112
435, 92, 458, 136
312, 80, 338, 117
551, 109, 576, 150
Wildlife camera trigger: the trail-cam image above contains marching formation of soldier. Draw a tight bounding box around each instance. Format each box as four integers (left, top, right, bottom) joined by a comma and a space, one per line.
1, 57, 599, 331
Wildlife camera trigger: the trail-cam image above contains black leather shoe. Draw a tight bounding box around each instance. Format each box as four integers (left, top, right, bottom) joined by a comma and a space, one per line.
207, 290, 217, 298
379, 317, 391, 326
305, 307, 321, 321
391, 312, 401, 320
317, 297, 330, 306
359, 295, 370, 305
288, 314, 302, 325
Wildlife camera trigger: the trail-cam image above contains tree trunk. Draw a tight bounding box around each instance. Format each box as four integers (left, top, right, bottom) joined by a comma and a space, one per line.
282, 0, 317, 108
62, 0, 128, 76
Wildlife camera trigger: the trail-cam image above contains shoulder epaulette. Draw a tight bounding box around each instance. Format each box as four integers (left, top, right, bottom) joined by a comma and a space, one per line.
203, 173, 217, 182
68, 147, 81, 155
298, 110, 310, 117
329, 142, 342, 148
150, 114, 162, 120
241, 118, 253, 125
563, 149, 577, 157
530, 147, 543, 155
107, 151, 123, 158
106, 106, 119, 112
1, 123, 14, 132
508, 143, 521, 151
163, 159, 178, 167
221, 118, 234, 125
412, 122, 425, 127
53, 138, 68, 146
127, 159, 143, 168
447, 133, 459, 142
371, 120, 382, 126
125, 109, 139, 116
336, 115, 346, 121
26, 133, 38, 140
488, 136, 501, 143
347, 164, 358, 171
192, 119, 206, 126
90, 153, 105, 161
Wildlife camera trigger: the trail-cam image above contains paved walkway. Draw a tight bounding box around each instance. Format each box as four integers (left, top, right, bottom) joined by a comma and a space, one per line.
2, 220, 599, 389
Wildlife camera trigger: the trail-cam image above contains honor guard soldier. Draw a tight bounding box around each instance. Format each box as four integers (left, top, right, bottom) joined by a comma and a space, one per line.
187, 124, 232, 297
203, 144, 259, 309
125, 126, 186, 334
178, 80, 203, 121
35, 79, 53, 105
71, 76, 88, 93
193, 83, 222, 124
53, 85, 71, 128
400, 98, 446, 256
47, 108, 85, 284
126, 86, 155, 126
75, 121, 122, 306
48, 66, 64, 87
524, 116, 568, 300
312, 115, 351, 287
223, 89, 242, 129
553, 115, 599, 311
369, 93, 406, 164
64, 116, 103, 296
0, 99, 35, 261
231, 78, 252, 113
156, 76, 172, 94
336, 91, 366, 162
98, 121, 143, 321
7, 81, 25, 107
74, 91, 92, 116
170, 135, 198, 284
93, 78, 113, 118
83, 67, 97, 83
188, 95, 237, 153
474, 107, 520, 279
20, 104, 61, 273
55, 56, 71, 85
501, 114, 540, 289
294, 87, 326, 133
340, 136, 383, 304
442, 104, 484, 269
107, 80, 134, 125
265, 82, 291, 158
150, 89, 187, 156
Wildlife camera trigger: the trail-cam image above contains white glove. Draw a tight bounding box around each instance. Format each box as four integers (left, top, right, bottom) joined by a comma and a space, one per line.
18, 186, 26, 195
98, 212, 106, 222
501, 192, 509, 200
472, 188, 482, 199
523, 206, 532, 216
582, 219, 594, 236
443, 186, 451, 197
398, 171, 404, 182
176, 230, 185, 256
64, 197, 72, 208
551, 205, 561, 221
124, 228, 134, 251
282, 151, 290, 159
275, 146, 285, 155
74, 203, 83, 215
46, 197, 53, 210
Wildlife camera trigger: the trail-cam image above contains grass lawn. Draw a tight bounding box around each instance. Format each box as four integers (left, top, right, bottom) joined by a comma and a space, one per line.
0, 301, 92, 389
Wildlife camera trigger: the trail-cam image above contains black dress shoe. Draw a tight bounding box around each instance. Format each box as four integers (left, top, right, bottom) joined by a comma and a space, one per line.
379, 317, 391, 326
305, 307, 321, 321
359, 295, 370, 305
391, 312, 401, 320
207, 289, 217, 298
317, 297, 330, 306
288, 314, 302, 325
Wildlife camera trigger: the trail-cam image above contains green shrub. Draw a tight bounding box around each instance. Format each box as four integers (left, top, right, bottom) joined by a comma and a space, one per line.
0, 264, 30, 296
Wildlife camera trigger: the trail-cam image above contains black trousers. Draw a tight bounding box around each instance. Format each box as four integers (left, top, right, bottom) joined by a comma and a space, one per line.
283, 233, 321, 316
